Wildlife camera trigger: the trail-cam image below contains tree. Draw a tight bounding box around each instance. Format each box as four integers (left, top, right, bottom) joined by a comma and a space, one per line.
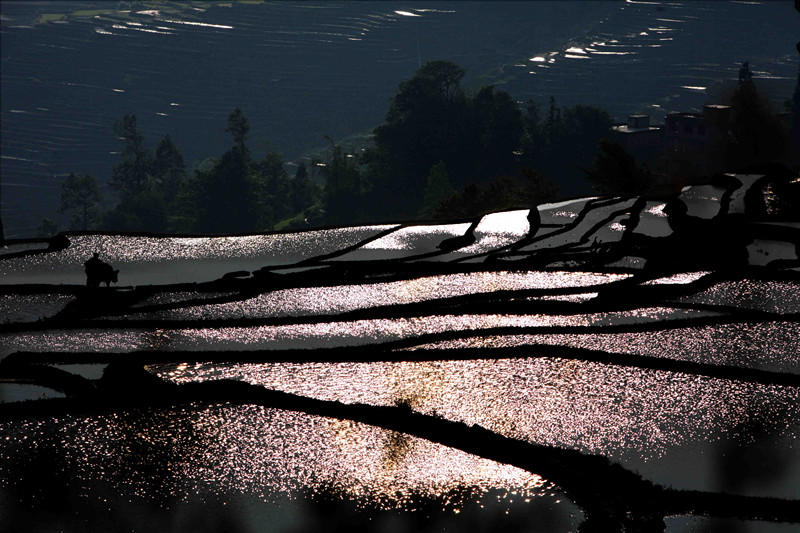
110, 115, 152, 194
473, 86, 524, 180
36, 218, 59, 237
517, 167, 559, 206
523, 98, 614, 196
103, 115, 177, 233
167, 180, 201, 233
582, 140, 655, 194
420, 161, 455, 217
520, 99, 545, 164
433, 183, 485, 219
193, 147, 261, 233
386, 60, 466, 123
791, 62, 800, 166
101, 189, 168, 233
254, 151, 291, 226
546, 96, 560, 146
433, 170, 558, 220
724, 81, 791, 171
320, 141, 363, 225
370, 60, 472, 204
59, 173, 102, 230
152, 134, 186, 203
738, 62, 754, 85
225, 108, 250, 153
289, 162, 321, 214
368, 61, 534, 218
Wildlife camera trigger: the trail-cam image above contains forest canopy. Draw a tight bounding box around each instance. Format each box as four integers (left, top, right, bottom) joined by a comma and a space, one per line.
56, 59, 793, 235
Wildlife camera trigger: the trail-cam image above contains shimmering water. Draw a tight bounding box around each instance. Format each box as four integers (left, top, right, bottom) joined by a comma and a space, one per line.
419, 321, 800, 374
115, 271, 632, 321
0, 226, 395, 285
1, 181, 799, 531
158, 359, 800, 478
0, 406, 551, 504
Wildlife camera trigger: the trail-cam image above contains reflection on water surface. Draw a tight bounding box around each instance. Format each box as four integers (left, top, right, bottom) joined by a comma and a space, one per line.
158, 358, 800, 477
2, 177, 799, 531
0, 406, 576, 527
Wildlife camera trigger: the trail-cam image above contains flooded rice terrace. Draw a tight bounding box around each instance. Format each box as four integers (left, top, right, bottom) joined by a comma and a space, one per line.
1, 175, 799, 532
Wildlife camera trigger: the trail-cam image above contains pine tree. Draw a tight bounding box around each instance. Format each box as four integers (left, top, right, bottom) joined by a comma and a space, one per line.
152, 134, 186, 203
225, 108, 251, 154
110, 115, 152, 194
59, 173, 102, 230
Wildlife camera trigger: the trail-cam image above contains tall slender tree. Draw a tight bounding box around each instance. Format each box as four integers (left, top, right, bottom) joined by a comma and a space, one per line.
289, 162, 320, 214
225, 108, 251, 154
193, 147, 260, 233
321, 141, 363, 224
110, 114, 152, 194
152, 134, 186, 203
59, 173, 102, 230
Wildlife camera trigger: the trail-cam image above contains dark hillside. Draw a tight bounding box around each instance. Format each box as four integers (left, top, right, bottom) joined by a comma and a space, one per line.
0, 1, 617, 237
1, 1, 796, 237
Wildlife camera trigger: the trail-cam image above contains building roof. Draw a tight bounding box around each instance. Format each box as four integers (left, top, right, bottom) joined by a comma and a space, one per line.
613, 125, 663, 134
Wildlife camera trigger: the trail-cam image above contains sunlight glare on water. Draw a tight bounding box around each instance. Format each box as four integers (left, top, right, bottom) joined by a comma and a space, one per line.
418, 321, 800, 373
642, 271, 710, 285
0, 294, 74, 323
0, 407, 554, 511
632, 202, 673, 237
537, 198, 598, 225
116, 271, 631, 321
457, 210, 531, 254
158, 357, 800, 484
1, 307, 712, 357
321, 223, 477, 261
678, 185, 725, 219
0, 226, 396, 284
675, 279, 800, 313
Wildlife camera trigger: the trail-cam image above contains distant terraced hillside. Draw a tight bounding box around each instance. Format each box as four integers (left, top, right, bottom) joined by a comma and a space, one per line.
1, 1, 796, 238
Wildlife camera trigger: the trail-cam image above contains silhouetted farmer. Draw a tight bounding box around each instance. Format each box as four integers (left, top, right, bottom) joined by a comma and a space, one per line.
738, 62, 753, 85
84, 252, 119, 287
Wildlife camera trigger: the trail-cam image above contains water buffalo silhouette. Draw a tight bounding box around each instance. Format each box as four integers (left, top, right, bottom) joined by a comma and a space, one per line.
92, 262, 119, 287
85, 254, 119, 288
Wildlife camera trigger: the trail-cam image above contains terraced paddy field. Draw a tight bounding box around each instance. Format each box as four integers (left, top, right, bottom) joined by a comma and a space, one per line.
2, 1, 797, 237
1, 174, 798, 531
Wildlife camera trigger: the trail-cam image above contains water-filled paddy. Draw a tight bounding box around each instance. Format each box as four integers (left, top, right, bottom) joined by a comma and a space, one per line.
2, 181, 798, 531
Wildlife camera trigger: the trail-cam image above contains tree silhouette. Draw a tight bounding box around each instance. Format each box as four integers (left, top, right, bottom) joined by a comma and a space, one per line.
102, 189, 169, 233
522, 98, 614, 196
320, 141, 363, 224
110, 115, 152, 194
59, 173, 102, 230
520, 99, 545, 166
582, 140, 656, 194
434, 170, 558, 219
36, 218, 59, 237
420, 161, 454, 217
225, 108, 251, 154
193, 147, 261, 233
724, 81, 790, 171
791, 62, 800, 166
254, 151, 291, 226
290, 162, 321, 214
368, 61, 535, 217
472, 85, 524, 181
517, 167, 559, 206
152, 134, 186, 203
370, 61, 471, 204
